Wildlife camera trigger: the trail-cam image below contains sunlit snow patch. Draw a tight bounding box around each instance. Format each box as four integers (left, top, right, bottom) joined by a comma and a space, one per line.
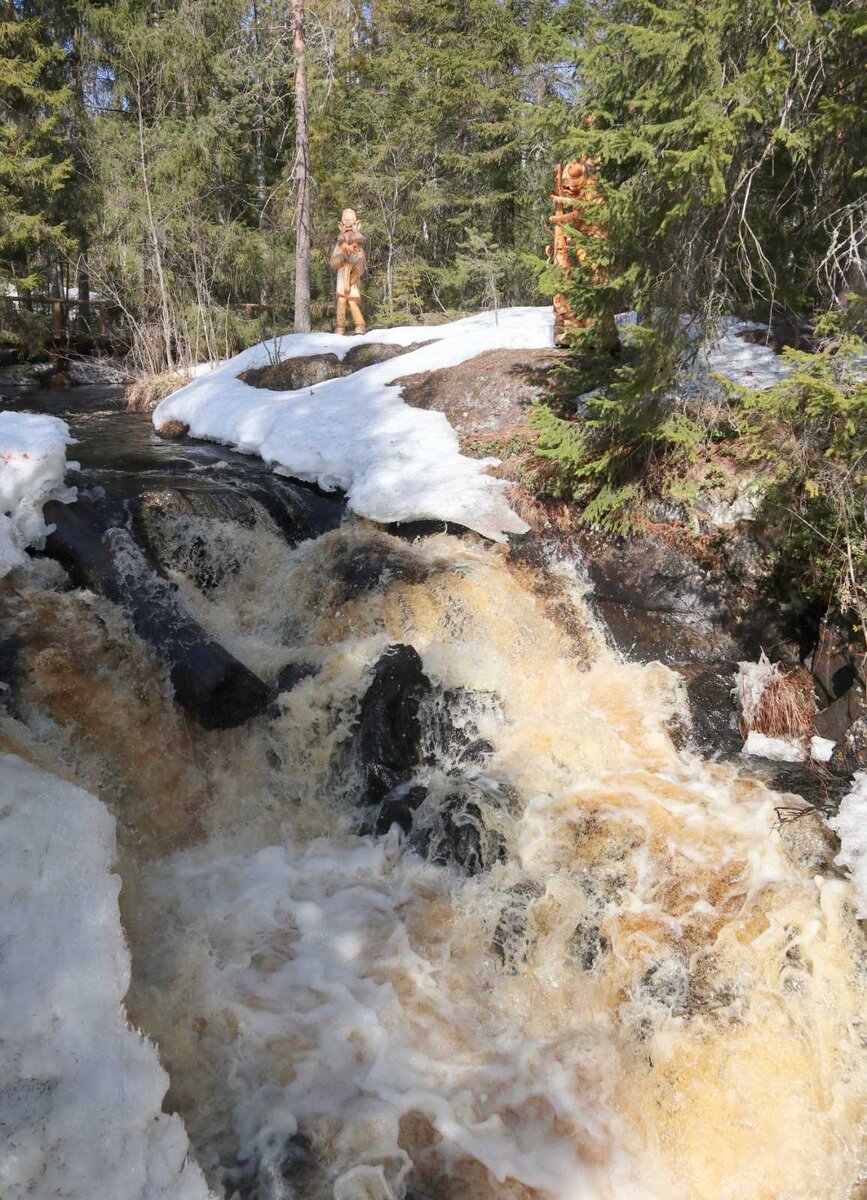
741, 730, 806, 762
0, 754, 213, 1200
0, 411, 77, 577
153, 307, 555, 542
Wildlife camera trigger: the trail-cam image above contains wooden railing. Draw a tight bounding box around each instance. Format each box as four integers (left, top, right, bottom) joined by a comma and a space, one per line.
2, 294, 280, 353
2, 294, 117, 343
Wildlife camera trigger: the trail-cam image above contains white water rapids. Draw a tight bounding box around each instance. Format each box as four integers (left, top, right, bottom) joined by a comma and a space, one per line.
2, 500, 866, 1200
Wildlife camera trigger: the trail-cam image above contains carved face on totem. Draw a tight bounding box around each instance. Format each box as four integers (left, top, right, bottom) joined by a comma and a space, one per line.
562, 159, 598, 196
339, 208, 362, 237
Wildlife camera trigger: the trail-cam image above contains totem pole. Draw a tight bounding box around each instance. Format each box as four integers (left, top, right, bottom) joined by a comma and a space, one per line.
330, 208, 366, 335
547, 158, 609, 347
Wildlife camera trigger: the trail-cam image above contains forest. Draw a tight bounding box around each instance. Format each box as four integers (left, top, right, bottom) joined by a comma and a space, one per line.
2, 0, 864, 361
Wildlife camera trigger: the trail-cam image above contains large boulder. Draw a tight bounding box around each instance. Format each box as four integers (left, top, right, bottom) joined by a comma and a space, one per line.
356, 644, 431, 802
43, 497, 270, 729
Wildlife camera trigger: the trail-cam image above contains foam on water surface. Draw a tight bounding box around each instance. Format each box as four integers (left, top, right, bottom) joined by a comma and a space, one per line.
3, 491, 867, 1199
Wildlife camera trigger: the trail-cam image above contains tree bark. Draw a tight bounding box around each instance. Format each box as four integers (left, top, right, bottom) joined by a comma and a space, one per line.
292, 0, 311, 332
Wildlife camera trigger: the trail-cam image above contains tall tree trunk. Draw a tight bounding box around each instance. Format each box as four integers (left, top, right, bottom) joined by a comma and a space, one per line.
292, 0, 311, 332
136, 78, 174, 370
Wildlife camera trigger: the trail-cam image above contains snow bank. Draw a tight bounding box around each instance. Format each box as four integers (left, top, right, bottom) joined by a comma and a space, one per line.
154, 307, 555, 542
615, 312, 792, 390
829, 772, 867, 919
0, 411, 76, 577
0, 754, 213, 1200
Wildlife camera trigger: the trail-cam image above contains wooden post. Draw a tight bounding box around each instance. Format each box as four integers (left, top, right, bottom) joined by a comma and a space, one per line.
52, 299, 64, 339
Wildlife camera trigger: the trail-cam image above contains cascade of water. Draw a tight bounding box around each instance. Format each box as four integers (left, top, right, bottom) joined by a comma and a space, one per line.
3, 475, 865, 1200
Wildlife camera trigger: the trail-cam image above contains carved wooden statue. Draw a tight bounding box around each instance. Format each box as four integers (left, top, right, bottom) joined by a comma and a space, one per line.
330, 208, 366, 335
547, 159, 608, 346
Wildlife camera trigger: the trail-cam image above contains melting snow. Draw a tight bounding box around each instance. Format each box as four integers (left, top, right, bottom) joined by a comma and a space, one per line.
829, 772, 867, 919
0, 411, 76, 578
154, 307, 794, 540
0, 753, 213, 1200
153, 307, 555, 542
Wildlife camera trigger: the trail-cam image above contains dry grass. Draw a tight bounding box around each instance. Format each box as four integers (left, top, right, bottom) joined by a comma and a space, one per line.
125, 371, 191, 413
735, 652, 816, 740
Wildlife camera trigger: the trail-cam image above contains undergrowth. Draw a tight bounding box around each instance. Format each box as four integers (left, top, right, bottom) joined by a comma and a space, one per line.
528, 303, 867, 628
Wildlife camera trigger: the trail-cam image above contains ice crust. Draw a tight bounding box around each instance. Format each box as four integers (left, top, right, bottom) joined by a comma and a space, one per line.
0, 754, 214, 1200
0, 411, 76, 577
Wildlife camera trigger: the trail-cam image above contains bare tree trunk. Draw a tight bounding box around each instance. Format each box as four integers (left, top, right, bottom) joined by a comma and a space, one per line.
135, 77, 174, 370
292, 0, 311, 333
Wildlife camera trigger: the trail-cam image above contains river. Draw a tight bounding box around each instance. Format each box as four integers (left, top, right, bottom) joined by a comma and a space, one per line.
2, 383, 865, 1200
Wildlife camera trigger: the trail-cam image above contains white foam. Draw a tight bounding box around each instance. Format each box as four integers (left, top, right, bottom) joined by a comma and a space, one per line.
0, 411, 76, 577
0, 754, 214, 1200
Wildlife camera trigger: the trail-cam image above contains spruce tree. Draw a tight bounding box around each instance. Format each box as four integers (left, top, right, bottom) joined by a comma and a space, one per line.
0, 1, 71, 295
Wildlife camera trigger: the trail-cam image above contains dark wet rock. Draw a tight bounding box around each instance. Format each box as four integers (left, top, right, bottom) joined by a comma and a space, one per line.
226, 1132, 316, 1200
0, 634, 20, 710
811, 619, 865, 706
814, 687, 865, 743
576, 528, 788, 666
367, 782, 428, 836
42, 497, 270, 729
328, 531, 434, 601
272, 660, 320, 696
422, 687, 500, 768
569, 916, 609, 971
356, 644, 431, 802
577, 530, 740, 664
740, 758, 847, 809
678, 664, 741, 758
492, 881, 543, 969
830, 712, 867, 776
414, 785, 508, 874
640, 958, 691, 1012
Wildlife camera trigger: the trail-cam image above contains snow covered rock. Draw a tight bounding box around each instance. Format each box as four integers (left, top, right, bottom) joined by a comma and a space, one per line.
0, 753, 213, 1200
0, 411, 76, 578
153, 307, 556, 542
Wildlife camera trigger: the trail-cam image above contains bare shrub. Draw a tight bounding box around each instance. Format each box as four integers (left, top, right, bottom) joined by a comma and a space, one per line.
125, 372, 191, 413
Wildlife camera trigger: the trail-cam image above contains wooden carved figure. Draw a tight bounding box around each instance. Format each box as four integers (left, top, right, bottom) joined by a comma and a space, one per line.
547, 158, 608, 346
330, 208, 367, 335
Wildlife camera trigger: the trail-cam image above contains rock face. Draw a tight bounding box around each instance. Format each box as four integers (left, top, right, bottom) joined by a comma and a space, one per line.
352, 643, 506, 873
397, 346, 568, 444
356, 644, 431, 802
43, 497, 270, 729
830, 714, 867, 775
239, 342, 422, 392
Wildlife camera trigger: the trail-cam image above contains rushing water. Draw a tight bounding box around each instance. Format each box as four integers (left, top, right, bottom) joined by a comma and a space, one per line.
2, 394, 866, 1200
